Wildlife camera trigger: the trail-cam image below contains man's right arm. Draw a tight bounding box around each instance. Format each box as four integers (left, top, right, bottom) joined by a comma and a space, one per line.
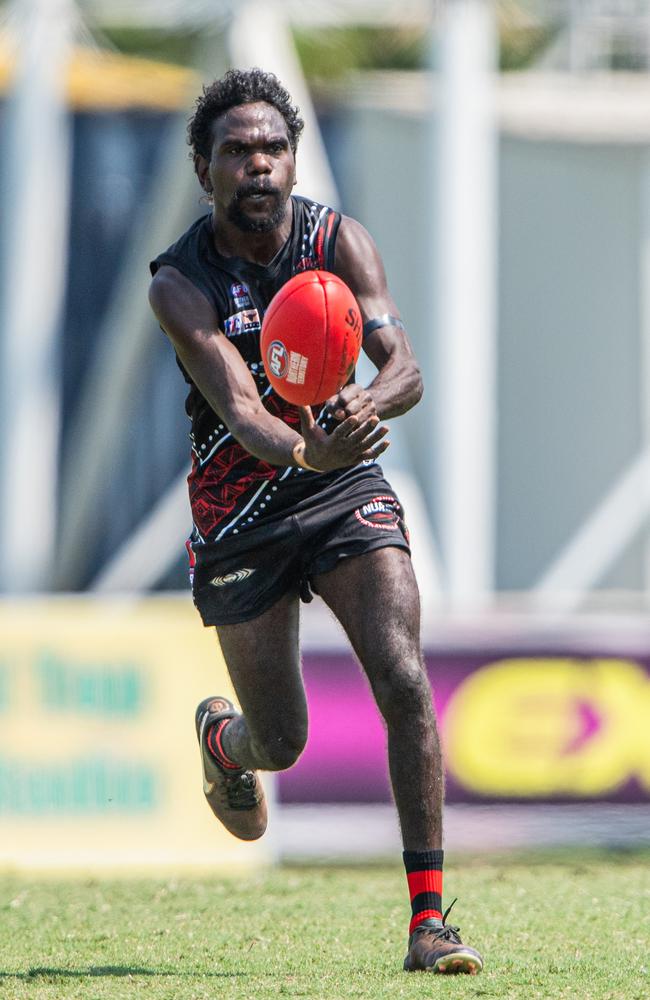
148, 266, 389, 471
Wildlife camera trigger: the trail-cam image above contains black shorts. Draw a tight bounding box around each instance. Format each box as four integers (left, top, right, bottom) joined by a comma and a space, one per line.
188, 464, 410, 626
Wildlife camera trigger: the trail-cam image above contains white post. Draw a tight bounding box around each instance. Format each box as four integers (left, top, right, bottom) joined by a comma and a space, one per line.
229, 0, 339, 208
0, 0, 73, 591
435, 0, 498, 610
639, 150, 650, 607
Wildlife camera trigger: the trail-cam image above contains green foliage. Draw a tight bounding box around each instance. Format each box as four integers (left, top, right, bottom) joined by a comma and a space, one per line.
292, 26, 428, 79
294, 22, 558, 79
97, 27, 204, 68
97, 20, 555, 78
0, 853, 647, 998
499, 20, 558, 71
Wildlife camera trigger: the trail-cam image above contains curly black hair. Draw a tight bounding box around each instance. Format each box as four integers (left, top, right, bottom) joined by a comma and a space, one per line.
187, 68, 305, 160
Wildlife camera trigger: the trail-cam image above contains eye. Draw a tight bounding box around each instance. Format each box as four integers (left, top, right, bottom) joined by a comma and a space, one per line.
269, 142, 285, 154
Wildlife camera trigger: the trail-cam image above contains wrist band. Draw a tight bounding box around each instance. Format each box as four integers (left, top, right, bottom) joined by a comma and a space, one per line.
362, 314, 405, 339
292, 439, 323, 473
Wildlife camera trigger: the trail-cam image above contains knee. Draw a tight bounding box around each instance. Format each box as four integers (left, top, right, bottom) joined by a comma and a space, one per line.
372, 660, 433, 725
250, 722, 308, 771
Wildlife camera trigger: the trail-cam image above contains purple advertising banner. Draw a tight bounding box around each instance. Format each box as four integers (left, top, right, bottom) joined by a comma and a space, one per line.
278, 650, 650, 804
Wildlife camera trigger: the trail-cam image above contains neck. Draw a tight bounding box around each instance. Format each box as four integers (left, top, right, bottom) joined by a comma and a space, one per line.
211, 201, 293, 265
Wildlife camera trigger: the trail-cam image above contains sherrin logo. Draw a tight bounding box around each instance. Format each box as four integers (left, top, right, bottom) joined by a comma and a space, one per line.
210, 568, 256, 587
267, 340, 288, 379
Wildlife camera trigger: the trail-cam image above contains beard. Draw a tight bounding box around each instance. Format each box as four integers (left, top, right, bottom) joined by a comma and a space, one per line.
226, 182, 287, 233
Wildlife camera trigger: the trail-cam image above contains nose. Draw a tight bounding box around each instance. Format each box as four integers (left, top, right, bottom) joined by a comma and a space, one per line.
246, 150, 272, 175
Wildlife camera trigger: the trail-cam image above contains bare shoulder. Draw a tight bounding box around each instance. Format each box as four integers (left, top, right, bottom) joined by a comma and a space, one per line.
334, 214, 390, 305
148, 264, 218, 338
149, 265, 202, 312
335, 215, 382, 268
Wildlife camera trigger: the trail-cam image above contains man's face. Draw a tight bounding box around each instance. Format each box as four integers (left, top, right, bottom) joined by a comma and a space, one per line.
203, 102, 296, 233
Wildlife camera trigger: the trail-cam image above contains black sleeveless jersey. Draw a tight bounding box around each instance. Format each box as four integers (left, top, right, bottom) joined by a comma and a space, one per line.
151, 195, 367, 543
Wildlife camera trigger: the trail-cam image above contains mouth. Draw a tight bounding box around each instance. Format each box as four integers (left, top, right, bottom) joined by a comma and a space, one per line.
236, 186, 280, 204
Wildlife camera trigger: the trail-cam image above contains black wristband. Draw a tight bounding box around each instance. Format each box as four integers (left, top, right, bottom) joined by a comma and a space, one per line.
362, 314, 406, 339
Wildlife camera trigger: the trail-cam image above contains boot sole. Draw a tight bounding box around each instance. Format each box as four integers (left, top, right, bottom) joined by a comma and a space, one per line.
432, 952, 483, 975
404, 950, 483, 974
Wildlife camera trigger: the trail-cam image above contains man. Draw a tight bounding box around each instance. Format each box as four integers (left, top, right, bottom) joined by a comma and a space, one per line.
148, 67, 482, 976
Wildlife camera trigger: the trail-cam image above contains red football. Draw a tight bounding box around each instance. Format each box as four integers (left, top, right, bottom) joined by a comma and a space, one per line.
260, 270, 363, 405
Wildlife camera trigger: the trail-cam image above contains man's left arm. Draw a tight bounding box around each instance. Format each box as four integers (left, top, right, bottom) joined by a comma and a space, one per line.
330, 215, 423, 421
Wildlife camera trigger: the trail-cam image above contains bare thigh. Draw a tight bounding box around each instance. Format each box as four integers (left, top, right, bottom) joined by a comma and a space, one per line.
313, 546, 424, 694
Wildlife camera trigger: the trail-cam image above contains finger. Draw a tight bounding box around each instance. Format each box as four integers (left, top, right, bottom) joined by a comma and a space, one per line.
330, 389, 371, 411
326, 387, 371, 419
332, 412, 378, 439
326, 396, 351, 422
337, 397, 370, 419
345, 420, 387, 447
331, 413, 364, 438
298, 405, 315, 434
361, 438, 391, 461
325, 392, 343, 411
358, 423, 389, 449
348, 405, 378, 427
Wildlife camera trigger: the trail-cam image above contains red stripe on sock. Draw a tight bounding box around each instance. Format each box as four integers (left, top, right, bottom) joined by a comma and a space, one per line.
409, 908, 443, 935
407, 869, 443, 899
208, 719, 240, 770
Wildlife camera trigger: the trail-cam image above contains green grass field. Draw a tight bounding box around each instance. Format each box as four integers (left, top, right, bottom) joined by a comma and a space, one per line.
0, 851, 647, 999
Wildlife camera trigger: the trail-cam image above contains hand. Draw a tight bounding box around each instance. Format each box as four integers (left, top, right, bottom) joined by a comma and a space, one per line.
298, 404, 389, 471
326, 384, 377, 424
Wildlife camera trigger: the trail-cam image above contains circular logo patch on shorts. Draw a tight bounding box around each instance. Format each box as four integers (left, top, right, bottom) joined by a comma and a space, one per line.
353, 495, 400, 531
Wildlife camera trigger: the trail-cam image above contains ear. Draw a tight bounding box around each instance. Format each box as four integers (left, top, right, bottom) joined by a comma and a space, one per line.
194, 153, 212, 192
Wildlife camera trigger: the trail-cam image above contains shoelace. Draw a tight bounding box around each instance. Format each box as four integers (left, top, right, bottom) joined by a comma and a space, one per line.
423, 923, 463, 945
225, 770, 260, 810
414, 898, 463, 945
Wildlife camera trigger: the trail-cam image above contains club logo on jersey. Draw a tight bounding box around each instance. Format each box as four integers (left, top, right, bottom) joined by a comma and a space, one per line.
354, 496, 400, 531
295, 256, 317, 273
210, 567, 256, 587
267, 340, 289, 379
230, 282, 253, 309
223, 308, 261, 337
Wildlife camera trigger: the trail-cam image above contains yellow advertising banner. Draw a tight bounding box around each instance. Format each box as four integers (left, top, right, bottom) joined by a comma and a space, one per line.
442, 656, 650, 798
280, 648, 650, 805
0, 597, 275, 872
